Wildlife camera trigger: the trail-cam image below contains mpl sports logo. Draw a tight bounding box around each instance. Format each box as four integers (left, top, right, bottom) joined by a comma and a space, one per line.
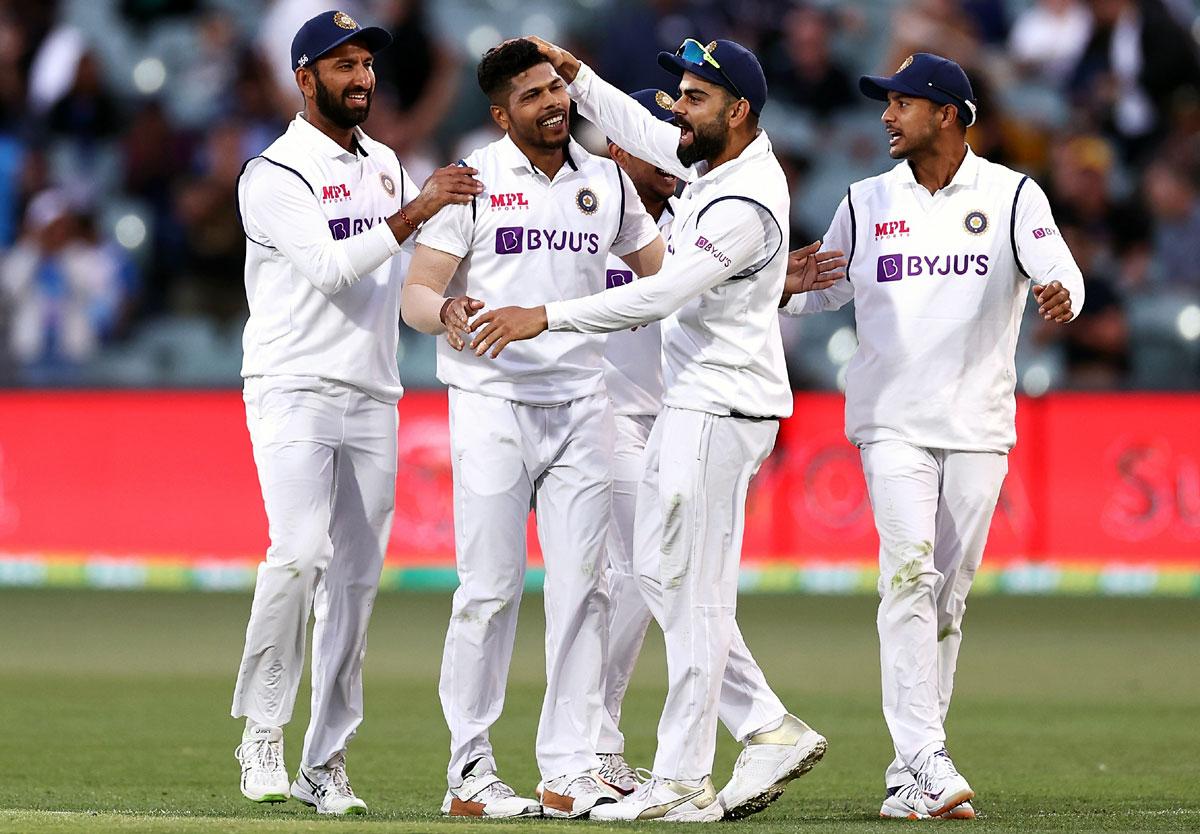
321, 183, 351, 203
876, 253, 990, 282
495, 226, 601, 255
490, 192, 529, 210
874, 219, 911, 239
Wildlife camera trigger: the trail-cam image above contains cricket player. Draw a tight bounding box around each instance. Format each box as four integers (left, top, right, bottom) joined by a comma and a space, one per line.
469, 37, 829, 822
400, 39, 664, 819
594, 88, 677, 796
780, 53, 1085, 820
230, 10, 482, 816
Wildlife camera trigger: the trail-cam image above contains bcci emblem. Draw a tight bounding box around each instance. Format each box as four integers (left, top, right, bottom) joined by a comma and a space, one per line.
654, 90, 674, 111
380, 172, 395, 197
576, 187, 598, 216
964, 210, 988, 235
333, 11, 357, 29
898, 55, 914, 72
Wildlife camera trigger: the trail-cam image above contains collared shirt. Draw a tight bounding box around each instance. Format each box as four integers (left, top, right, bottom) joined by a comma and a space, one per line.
547, 63, 793, 419
417, 133, 660, 405
237, 114, 418, 403
783, 146, 1086, 452
602, 201, 675, 416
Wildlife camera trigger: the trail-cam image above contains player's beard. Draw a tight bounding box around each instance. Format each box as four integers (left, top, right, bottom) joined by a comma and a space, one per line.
510, 112, 570, 153
675, 113, 728, 167
313, 71, 372, 130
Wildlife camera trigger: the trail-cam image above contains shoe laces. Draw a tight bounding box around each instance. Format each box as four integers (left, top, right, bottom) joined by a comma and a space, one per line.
598, 754, 640, 786
327, 764, 356, 799
476, 778, 517, 803
916, 749, 959, 790
235, 737, 283, 774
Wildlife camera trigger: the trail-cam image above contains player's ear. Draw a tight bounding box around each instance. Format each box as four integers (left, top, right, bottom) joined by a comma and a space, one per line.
489, 104, 509, 133
727, 97, 750, 129
296, 67, 315, 100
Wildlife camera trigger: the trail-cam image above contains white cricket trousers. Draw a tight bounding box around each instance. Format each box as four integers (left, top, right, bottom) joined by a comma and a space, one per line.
598, 412, 787, 758
231, 375, 397, 769
859, 440, 1007, 781
635, 407, 787, 781
440, 388, 613, 785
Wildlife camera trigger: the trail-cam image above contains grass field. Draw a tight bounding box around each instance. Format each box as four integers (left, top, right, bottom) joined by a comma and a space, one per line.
1, 589, 1197, 833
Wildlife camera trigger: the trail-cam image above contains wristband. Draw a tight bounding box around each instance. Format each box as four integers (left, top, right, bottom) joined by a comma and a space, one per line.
439, 297, 454, 325
399, 207, 420, 231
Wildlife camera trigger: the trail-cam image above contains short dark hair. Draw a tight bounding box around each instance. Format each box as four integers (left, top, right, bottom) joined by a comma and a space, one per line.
477, 39, 548, 106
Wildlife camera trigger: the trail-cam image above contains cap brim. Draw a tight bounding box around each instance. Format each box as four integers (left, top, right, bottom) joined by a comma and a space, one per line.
859, 74, 924, 102
311, 26, 393, 65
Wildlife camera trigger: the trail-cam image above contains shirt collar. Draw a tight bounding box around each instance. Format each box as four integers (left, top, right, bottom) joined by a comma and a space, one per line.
496, 132, 581, 179
291, 113, 371, 160
894, 144, 980, 191
692, 129, 774, 186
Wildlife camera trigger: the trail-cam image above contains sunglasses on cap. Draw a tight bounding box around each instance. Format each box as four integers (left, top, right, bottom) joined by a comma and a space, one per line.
676, 38, 745, 103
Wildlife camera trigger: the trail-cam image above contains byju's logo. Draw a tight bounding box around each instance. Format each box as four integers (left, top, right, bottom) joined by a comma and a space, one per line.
876, 252, 990, 282
606, 268, 633, 289
877, 253, 903, 282
328, 217, 351, 240
496, 227, 524, 254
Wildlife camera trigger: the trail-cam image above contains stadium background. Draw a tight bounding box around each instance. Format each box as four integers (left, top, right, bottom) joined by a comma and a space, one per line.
0, 0, 1197, 594
0, 2, 1197, 832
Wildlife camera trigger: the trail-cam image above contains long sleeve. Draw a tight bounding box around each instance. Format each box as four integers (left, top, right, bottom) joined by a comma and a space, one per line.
783, 195, 856, 315
568, 62, 699, 182
240, 159, 401, 296
546, 198, 777, 333
1014, 177, 1085, 318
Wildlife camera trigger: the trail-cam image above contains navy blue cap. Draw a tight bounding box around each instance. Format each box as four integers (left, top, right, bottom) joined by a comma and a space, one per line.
859, 53, 977, 126
290, 10, 392, 72
657, 39, 768, 115
631, 89, 677, 122
608, 89, 676, 145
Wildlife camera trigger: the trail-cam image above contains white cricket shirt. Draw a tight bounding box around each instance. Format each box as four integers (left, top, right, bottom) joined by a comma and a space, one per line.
783, 147, 1086, 452
602, 201, 676, 416
237, 114, 419, 403
416, 134, 659, 405
546, 63, 793, 420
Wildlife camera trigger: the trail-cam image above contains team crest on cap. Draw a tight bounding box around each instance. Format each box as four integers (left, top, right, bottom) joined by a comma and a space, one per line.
333, 11, 357, 29
964, 210, 988, 235
705, 41, 718, 53
898, 55, 914, 72
655, 90, 674, 111
576, 187, 598, 215
380, 172, 395, 197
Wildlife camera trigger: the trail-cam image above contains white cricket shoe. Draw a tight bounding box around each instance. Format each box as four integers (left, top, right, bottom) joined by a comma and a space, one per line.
717, 714, 827, 819
234, 725, 289, 803
881, 776, 977, 820
597, 752, 642, 796
290, 753, 367, 815
883, 748, 973, 818
590, 774, 723, 822
537, 771, 619, 818
880, 783, 976, 819
441, 760, 541, 818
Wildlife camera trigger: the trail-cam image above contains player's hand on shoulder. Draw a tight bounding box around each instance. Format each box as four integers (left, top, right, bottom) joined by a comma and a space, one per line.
1033, 280, 1075, 323
441, 295, 485, 351
783, 240, 847, 300
469, 306, 549, 359
407, 165, 484, 223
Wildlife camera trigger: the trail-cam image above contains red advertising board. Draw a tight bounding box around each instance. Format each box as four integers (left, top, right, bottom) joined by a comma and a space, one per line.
0, 391, 1197, 567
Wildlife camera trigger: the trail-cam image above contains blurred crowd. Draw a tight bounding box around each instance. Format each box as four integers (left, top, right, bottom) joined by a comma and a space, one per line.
0, 0, 1197, 390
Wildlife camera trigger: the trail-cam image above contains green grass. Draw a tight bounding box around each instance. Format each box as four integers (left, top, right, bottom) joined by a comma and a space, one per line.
1, 589, 1197, 833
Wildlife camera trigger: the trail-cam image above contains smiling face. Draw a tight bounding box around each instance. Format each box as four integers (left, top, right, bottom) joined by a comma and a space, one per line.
671, 71, 741, 167
611, 144, 678, 202
302, 40, 375, 130
492, 62, 570, 152
881, 91, 956, 159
